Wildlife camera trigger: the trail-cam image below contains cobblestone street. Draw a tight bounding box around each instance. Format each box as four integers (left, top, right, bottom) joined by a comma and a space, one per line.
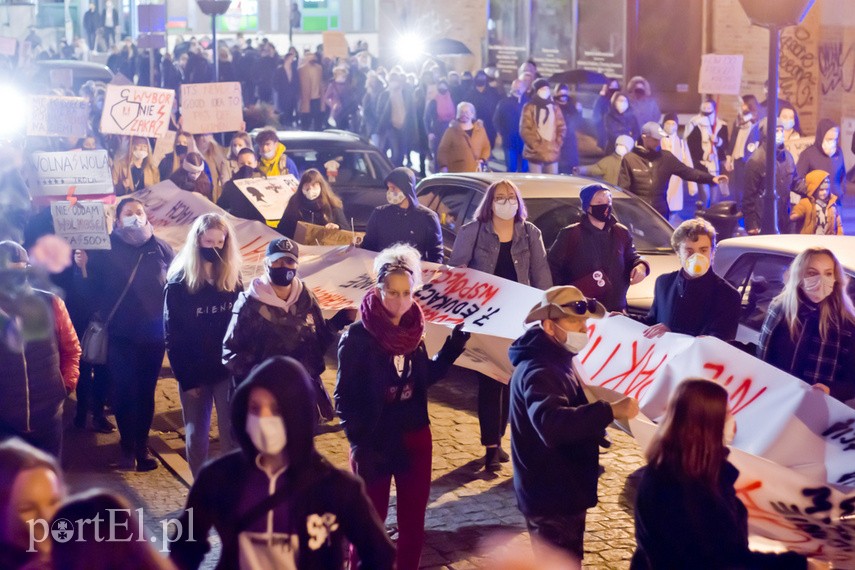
62, 363, 646, 569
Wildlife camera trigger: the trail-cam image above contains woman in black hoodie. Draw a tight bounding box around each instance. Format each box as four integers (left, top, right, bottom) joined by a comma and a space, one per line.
360, 167, 443, 262
170, 356, 395, 570
164, 213, 243, 477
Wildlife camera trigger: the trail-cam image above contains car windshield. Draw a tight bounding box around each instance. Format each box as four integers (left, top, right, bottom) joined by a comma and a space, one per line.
285, 149, 391, 185
523, 194, 674, 253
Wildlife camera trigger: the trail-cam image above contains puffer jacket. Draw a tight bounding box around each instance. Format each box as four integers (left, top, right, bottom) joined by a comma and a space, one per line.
0, 289, 68, 436
791, 193, 844, 235
436, 120, 491, 173
222, 277, 336, 385
448, 219, 552, 289
520, 100, 567, 164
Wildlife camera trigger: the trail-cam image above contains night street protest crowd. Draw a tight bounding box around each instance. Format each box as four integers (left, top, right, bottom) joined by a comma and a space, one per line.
0, 30, 852, 570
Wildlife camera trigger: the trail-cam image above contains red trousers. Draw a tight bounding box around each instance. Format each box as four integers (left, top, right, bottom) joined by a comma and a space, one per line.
350, 426, 433, 570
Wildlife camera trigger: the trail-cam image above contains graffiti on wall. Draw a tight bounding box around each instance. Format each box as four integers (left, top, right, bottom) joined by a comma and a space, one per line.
819, 40, 855, 95
780, 27, 817, 108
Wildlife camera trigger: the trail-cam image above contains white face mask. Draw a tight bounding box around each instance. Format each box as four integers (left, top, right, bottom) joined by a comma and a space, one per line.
121, 214, 146, 228
742, 112, 753, 123
775, 130, 785, 146
682, 252, 710, 278
665, 124, 677, 136
801, 274, 835, 303
822, 139, 837, 157
615, 100, 629, 114
615, 144, 628, 157
387, 190, 405, 205
246, 413, 287, 456
132, 149, 148, 161
723, 414, 736, 446
537, 87, 551, 100
781, 119, 795, 131
493, 200, 518, 220
555, 323, 589, 354
303, 184, 321, 201
262, 148, 276, 160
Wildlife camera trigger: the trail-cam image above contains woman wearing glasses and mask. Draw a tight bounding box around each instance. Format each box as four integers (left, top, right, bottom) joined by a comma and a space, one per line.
164, 214, 243, 476
449, 179, 551, 470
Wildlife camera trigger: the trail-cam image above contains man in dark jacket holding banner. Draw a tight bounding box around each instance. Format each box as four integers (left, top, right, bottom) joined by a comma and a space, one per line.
509, 286, 639, 562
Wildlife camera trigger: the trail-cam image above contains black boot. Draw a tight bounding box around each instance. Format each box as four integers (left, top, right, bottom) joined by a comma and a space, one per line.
484, 447, 501, 471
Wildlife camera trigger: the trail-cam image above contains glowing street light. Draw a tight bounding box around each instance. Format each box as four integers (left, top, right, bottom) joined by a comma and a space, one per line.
396, 33, 426, 63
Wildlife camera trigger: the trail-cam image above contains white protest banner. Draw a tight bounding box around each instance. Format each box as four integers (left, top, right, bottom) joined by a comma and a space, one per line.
28, 96, 90, 138
99, 84, 175, 138
576, 316, 855, 565
0, 36, 17, 57
31, 150, 113, 199
698, 53, 744, 96
180, 82, 244, 134
50, 201, 110, 250
232, 175, 298, 222
323, 31, 349, 60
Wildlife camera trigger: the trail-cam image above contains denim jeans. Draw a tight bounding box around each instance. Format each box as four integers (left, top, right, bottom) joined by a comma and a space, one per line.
179, 379, 234, 476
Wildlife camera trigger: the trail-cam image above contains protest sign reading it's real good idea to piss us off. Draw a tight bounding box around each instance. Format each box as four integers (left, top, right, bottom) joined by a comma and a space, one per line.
99, 85, 175, 138
180, 82, 244, 134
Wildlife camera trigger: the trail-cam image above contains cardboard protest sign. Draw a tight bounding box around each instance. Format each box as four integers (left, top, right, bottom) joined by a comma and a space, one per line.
151, 129, 177, 169
31, 150, 113, 199
698, 53, 744, 96
576, 316, 855, 564
99, 84, 174, 138
180, 82, 244, 134
232, 175, 298, 222
294, 221, 363, 246
51, 200, 111, 249
28, 96, 90, 138
322, 31, 349, 60
0, 36, 17, 57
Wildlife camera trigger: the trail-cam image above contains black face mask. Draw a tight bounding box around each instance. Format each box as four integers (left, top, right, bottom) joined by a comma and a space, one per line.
268, 267, 296, 287
175, 144, 188, 155
200, 247, 222, 263
589, 204, 612, 222
557, 95, 570, 104
234, 165, 255, 180
438, 86, 448, 94
475, 79, 487, 88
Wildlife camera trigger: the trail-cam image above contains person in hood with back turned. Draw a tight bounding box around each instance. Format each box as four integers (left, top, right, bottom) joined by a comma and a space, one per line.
520, 78, 566, 174
547, 184, 649, 312
361, 167, 443, 262
223, 238, 354, 423
169, 356, 396, 570
640, 218, 740, 341
509, 286, 639, 562
796, 119, 846, 200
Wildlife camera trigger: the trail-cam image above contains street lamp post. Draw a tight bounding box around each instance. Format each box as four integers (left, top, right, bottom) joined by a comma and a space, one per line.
737, 0, 816, 234
197, 0, 233, 82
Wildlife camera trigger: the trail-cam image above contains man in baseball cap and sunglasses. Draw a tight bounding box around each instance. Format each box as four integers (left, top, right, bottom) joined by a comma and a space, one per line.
508, 286, 639, 563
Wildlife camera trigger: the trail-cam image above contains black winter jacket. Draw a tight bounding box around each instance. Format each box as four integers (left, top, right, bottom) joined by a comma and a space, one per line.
164, 276, 241, 391
508, 327, 614, 516
361, 204, 443, 263
618, 145, 717, 217
632, 461, 807, 569
547, 216, 649, 311
642, 269, 741, 341
277, 197, 348, 239
222, 280, 337, 385
217, 177, 268, 224
796, 119, 846, 199
86, 232, 174, 342
335, 321, 466, 449
743, 145, 796, 234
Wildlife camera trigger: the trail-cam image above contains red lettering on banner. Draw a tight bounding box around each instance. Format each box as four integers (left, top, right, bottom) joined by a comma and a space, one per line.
594, 341, 666, 399
239, 236, 267, 257
736, 480, 818, 547
434, 270, 499, 305
421, 306, 464, 325
580, 335, 602, 365
311, 287, 354, 310
703, 362, 768, 415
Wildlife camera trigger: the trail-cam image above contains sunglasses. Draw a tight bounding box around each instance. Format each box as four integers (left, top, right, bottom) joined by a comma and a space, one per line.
561, 298, 599, 315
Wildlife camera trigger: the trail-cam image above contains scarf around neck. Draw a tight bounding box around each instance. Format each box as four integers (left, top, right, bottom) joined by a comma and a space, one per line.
360, 289, 425, 355
113, 222, 154, 247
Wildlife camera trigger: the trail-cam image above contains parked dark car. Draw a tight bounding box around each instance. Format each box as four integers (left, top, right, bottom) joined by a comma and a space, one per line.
415, 172, 680, 314
27, 60, 114, 92
250, 129, 394, 230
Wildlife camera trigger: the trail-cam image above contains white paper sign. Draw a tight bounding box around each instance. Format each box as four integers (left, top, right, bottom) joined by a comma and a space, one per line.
28, 96, 90, 138
99, 84, 175, 138
232, 175, 298, 221
698, 53, 744, 96
31, 150, 113, 198
50, 201, 111, 250
180, 82, 244, 134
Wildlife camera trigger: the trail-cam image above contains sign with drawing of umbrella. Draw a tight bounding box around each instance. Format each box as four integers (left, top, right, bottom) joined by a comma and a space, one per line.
232, 175, 298, 223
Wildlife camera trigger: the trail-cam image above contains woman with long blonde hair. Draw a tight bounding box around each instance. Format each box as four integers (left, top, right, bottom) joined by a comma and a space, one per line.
632, 379, 811, 568
112, 136, 160, 195
758, 247, 855, 404
164, 213, 242, 475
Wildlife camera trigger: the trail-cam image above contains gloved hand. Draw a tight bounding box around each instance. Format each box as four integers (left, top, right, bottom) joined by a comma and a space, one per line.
448, 322, 471, 348
329, 308, 358, 331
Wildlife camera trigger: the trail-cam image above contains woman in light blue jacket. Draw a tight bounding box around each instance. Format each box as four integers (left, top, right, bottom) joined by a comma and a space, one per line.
449, 179, 552, 470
